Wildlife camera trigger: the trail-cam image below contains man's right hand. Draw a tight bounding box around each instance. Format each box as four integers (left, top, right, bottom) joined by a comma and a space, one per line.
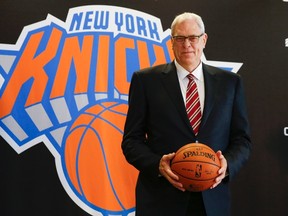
159, 153, 185, 192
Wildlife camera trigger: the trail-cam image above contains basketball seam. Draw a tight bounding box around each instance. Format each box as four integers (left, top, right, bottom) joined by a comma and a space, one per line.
171, 160, 220, 168
171, 170, 216, 181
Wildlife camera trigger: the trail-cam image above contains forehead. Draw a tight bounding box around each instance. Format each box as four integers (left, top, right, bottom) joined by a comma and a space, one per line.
173, 19, 201, 35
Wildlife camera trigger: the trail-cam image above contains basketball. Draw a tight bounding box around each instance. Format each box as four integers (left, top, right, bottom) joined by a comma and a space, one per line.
63, 102, 138, 212
171, 143, 221, 192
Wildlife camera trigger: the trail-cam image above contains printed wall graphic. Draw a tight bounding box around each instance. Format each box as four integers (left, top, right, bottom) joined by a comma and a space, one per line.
1, 1, 288, 215
0, 5, 243, 215
0, 5, 173, 215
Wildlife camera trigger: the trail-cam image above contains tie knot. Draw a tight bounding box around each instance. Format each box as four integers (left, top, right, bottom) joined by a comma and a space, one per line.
187, 73, 196, 83
187, 73, 194, 80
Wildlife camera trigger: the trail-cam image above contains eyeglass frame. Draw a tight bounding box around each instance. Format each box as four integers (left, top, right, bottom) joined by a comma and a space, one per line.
171, 33, 204, 44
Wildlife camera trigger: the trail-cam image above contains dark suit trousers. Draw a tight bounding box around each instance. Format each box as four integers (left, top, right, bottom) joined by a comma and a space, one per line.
186, 192, 207, 216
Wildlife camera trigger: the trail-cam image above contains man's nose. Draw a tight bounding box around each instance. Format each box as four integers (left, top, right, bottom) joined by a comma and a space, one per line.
183, 38, 191, 47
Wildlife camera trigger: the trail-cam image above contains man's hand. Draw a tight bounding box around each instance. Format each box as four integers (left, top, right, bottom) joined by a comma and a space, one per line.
159, 153, 185, 191
211, 150, 228, 189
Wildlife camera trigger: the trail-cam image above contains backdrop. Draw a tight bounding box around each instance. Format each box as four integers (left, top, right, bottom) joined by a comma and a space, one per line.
1, 0, 288, 216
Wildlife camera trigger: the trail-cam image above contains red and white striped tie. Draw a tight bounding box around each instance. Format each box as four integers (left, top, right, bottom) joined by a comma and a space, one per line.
186, 74, 201, 135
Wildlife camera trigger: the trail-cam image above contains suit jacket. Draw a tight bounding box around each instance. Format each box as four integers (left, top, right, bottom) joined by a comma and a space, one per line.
122, 62, 251, 216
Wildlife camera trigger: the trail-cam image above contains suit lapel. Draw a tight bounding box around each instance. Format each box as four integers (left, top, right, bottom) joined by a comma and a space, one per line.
199, 64, 219, 130
160, 62, 221, 135
160, 62, 192, 130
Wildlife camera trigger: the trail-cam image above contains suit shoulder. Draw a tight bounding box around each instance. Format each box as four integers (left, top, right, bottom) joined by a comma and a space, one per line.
135, 63, 172, 77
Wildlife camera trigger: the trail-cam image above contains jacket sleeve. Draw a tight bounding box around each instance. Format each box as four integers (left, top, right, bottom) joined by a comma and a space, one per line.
224, 75, 252, 180
121, 72, 161, 178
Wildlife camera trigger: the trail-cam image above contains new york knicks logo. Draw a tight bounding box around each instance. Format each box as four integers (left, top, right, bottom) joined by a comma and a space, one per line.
0, 5, 242, 215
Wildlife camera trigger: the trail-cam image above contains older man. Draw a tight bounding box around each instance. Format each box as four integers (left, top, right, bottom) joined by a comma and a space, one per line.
122, 12, 251, 216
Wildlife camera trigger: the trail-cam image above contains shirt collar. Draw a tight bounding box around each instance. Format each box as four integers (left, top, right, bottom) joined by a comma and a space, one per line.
174, 60, 204, 82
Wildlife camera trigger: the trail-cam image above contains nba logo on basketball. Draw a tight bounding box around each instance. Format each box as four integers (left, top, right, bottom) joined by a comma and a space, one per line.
195, 164, 202, 178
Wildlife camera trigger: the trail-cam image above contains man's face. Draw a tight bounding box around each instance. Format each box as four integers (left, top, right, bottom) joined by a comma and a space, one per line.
171, 19, 208, 72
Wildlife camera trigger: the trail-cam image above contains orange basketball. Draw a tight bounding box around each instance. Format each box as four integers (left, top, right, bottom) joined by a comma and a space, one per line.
171, 143, 220, 192
63, 102, 138, 212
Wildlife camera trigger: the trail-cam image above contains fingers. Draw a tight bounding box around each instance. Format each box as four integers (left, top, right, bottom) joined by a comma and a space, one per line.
159, 153, 179, 181
172, 181, 185, 192
159, 153, 176, 177
159, 153, 185, 192
210, 150, 228, 189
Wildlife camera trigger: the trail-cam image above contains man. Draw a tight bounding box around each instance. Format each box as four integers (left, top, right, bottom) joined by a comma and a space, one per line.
122, 12, 251, 216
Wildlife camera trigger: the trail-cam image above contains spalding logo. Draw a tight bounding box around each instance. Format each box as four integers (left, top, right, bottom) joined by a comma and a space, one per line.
0, 5, 242, 216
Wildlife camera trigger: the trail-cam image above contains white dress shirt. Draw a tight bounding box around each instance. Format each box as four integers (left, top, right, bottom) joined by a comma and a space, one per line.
175, 60, 205, 114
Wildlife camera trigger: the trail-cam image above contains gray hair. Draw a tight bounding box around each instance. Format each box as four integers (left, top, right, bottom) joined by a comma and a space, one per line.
171, 12, 205, 35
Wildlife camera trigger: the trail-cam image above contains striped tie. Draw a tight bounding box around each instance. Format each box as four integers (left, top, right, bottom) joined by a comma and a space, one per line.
186, 74, 201, 135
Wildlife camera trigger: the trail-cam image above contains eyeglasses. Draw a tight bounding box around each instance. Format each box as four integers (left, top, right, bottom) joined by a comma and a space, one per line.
172, 33, 204, 44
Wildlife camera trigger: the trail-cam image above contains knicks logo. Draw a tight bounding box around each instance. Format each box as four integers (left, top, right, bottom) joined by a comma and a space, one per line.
0, 5, 173, 215
0, 5, 242, 215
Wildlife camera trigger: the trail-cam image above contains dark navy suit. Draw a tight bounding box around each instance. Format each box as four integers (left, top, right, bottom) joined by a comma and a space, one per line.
122, 62, 251, 216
